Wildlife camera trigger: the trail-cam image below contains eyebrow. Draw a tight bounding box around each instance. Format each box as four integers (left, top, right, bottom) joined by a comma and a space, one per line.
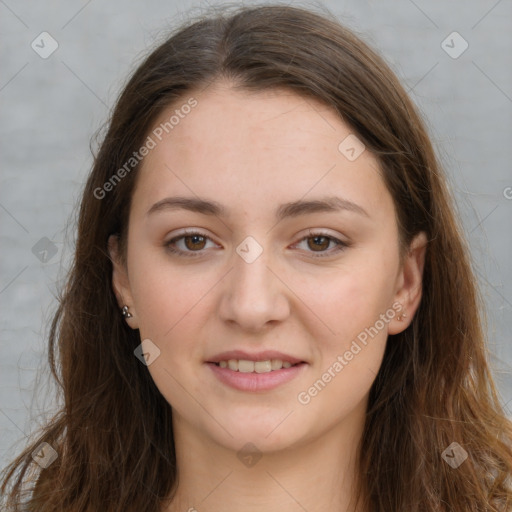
146, 195, 369, 220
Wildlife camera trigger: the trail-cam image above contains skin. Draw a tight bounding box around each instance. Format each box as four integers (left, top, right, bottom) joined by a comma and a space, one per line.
109, 80, 427, 512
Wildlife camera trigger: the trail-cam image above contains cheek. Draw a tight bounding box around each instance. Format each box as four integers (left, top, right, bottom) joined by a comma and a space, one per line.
128, 248, 215, 340
296, 340, 384, 425
294, 269, 392, 416
297, 257, 397, 343
129, 260, 212, 406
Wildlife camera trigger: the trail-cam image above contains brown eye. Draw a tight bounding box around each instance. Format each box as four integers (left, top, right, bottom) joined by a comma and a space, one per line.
184, 234, 207, 251
307, 235, 330, 252
294, 231, 348, 258
165, 230, 216, 257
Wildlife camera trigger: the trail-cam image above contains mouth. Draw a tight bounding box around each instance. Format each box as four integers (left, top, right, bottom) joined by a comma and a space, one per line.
209, 359, 303, 373
205, 353, 308, 392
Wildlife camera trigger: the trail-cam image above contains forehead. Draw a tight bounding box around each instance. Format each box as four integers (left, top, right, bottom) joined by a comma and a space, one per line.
131, 83, 393, 222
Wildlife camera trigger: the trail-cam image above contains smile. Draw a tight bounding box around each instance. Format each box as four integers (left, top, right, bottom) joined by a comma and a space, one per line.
214, 359, 298, 373
206, 361, 308, 392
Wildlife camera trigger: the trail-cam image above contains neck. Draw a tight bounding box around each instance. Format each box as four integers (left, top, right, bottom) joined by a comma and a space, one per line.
163, 411, 368, 512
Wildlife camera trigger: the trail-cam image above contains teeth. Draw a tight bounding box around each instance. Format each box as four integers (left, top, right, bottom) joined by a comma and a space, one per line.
254, 361, 272, 373
271, 359, 283, 370
216, 359, 297, 372
238, 360, 254, 373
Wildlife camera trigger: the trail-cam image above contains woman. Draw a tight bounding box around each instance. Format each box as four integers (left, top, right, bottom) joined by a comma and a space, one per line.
1, 4, 511, 511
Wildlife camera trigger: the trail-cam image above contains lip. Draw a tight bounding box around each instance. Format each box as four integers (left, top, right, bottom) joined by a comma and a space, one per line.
206, 350, 305, 365
206, 361, 308, 392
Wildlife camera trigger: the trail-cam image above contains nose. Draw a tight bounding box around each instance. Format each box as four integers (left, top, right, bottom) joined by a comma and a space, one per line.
218, 241, 290, 332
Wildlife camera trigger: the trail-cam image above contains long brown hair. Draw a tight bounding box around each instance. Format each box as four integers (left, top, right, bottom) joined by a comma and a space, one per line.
2, 3, 511, 511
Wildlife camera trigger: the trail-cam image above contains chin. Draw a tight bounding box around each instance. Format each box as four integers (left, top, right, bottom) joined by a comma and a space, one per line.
206, 413, 305, 452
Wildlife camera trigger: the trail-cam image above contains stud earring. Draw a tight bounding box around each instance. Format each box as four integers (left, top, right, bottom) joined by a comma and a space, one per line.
121, 305, 132, 318
397, 311, 407, 321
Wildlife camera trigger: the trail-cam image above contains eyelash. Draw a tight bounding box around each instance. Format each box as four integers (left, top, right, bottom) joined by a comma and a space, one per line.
164, 229, 348, 259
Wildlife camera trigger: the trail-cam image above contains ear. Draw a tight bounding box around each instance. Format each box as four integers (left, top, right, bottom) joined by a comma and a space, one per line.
388, 231, 427, 335
108, 234, 139, 330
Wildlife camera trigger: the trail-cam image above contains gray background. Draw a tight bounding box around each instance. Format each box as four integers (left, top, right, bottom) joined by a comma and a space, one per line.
1, 0, 511, 472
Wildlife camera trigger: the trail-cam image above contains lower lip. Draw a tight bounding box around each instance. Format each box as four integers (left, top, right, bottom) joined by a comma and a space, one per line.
206, 362, 307, 392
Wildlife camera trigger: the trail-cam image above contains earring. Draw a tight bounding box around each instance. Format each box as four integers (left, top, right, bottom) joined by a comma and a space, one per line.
397, 311, 407, 321
121, 305, 132, 318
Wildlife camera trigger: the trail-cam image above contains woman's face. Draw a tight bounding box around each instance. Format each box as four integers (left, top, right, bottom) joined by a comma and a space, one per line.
110, 81, 425, 453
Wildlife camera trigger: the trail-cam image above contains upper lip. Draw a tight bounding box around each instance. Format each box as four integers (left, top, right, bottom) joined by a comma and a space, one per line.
207, 350, 305, 365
